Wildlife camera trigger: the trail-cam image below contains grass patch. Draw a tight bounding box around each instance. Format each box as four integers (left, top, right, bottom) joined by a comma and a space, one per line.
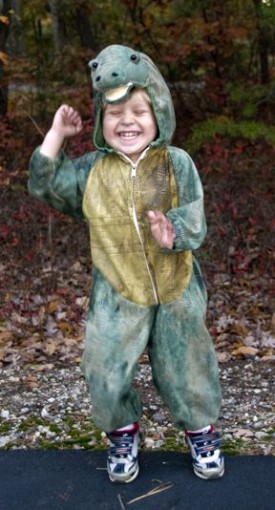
222, 438, 248, 455
18, 416, 45, 431
161, 438, 182, 452
0, 423, 11, 434
39, 438, 105, 450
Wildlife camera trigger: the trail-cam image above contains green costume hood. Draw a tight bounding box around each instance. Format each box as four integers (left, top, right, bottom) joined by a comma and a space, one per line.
89, 44, 176, 151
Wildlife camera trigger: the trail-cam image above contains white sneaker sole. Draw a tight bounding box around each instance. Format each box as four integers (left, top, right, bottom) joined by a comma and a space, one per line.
108, 462, 139, 483
193, 457, 225, 480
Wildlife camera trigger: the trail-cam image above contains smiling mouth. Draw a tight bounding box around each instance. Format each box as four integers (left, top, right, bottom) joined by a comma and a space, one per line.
119, 131, 140, 139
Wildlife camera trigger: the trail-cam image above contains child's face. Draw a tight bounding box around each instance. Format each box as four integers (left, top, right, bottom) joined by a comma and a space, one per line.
102, 89, 158, 162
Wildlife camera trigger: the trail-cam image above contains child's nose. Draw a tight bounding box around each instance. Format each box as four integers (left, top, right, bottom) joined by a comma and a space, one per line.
121, 111, 134, 124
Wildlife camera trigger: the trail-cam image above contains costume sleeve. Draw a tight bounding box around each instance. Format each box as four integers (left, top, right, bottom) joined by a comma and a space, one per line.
28, 147, 102, 218
166, 147, 207, 251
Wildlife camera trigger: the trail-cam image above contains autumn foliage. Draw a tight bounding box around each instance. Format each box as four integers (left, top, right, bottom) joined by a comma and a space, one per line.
0, 1, 274, 367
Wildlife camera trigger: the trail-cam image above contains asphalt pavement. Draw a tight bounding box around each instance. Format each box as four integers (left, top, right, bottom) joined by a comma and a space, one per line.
0, 450, 274, 510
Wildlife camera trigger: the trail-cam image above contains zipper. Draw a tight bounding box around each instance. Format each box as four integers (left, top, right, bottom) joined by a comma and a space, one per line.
130, 159, 159, 305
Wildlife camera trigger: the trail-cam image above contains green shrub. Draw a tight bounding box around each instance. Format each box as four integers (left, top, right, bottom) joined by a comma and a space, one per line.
185, 116, 275, 153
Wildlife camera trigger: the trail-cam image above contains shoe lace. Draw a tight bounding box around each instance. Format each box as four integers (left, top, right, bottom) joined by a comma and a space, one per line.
189, 431, 221, 458
108, 433, 135, 460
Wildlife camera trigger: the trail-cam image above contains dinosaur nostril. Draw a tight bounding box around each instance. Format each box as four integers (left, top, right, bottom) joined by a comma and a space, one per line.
96, 76, 101, 82
112, 72, 119, 77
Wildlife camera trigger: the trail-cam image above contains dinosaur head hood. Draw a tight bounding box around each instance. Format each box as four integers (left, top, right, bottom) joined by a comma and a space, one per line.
88, 44, 176, 151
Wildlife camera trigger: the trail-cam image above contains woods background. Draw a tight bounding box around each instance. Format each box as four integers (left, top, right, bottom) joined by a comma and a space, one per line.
0, 0, 274, 368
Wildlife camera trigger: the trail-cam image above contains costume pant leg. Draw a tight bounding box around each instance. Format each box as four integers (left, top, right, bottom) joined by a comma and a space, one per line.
148, 259, 222, 431
81, 268, 154, 432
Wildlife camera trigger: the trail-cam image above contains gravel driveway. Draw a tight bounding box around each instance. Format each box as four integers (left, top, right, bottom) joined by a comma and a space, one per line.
0, 360, 274, 455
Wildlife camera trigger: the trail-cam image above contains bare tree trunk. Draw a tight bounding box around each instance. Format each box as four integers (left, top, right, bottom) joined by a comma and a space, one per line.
47, 0, 66, 52
253, 0, 270, 83
75, 3, 95, 50
0, 0, 12, 115
8, 0, 25, 55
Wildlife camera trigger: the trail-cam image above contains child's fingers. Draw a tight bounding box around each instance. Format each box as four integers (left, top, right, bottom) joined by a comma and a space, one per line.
147, 210, 174, 232
147, 210, 156, 222
147, 210, 163, 224
57, 104, 80, 123
54, 105, 83, 134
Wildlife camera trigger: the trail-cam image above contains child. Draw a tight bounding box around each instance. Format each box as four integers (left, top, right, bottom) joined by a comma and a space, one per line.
28, 44, 225, 483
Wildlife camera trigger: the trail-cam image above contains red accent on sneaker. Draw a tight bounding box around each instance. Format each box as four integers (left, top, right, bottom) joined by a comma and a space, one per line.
186, 425, 214, 437
111, 422, 139, 436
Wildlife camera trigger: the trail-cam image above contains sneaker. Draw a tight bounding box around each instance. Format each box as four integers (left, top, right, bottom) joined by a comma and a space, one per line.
185, 425, 225, 480
107, 423, 140, 483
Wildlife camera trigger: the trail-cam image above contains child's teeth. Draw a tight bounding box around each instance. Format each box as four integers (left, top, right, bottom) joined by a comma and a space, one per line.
121, 132, 137, 138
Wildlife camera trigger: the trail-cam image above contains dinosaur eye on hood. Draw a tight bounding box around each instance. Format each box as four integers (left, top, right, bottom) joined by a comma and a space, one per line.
130, 53, 140, 64
89, 60, 98, 71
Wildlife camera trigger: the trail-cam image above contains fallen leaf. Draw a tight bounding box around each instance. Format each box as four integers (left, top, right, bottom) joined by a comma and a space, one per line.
47, 300, 59, 314
43, 339, 57, 356
231, 346, 259, 357
0, 330, 13, 343
58, 322, 73, 334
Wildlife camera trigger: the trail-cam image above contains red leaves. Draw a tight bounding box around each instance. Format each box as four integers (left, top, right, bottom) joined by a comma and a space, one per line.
0, 223, 19, 247
11, 204, 30, 222
194, 138, 275, 361
0, 223, 10, 237
0, 132, 274, 368
231, 248, 253, 275
197, 139, 274, 278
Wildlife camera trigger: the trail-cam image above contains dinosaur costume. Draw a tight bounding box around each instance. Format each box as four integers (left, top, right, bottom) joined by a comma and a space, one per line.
28, 45, 221, 433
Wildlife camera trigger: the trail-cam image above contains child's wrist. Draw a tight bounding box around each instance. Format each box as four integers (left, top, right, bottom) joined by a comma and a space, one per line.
40, 129, 65, 159
47, 127, 66, 146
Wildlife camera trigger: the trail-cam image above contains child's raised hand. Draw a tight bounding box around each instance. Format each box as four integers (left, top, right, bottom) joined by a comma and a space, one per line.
40, 105, 83, 159
51, 104, 83, 138
147, 210, 176, 249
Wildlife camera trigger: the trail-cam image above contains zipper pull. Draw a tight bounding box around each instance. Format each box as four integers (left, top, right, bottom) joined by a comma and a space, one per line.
131, 165, 136, 178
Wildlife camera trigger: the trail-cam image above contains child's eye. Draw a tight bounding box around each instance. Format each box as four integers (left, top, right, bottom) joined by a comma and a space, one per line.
135, 109, 148, 115
108, 110, 121, 116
